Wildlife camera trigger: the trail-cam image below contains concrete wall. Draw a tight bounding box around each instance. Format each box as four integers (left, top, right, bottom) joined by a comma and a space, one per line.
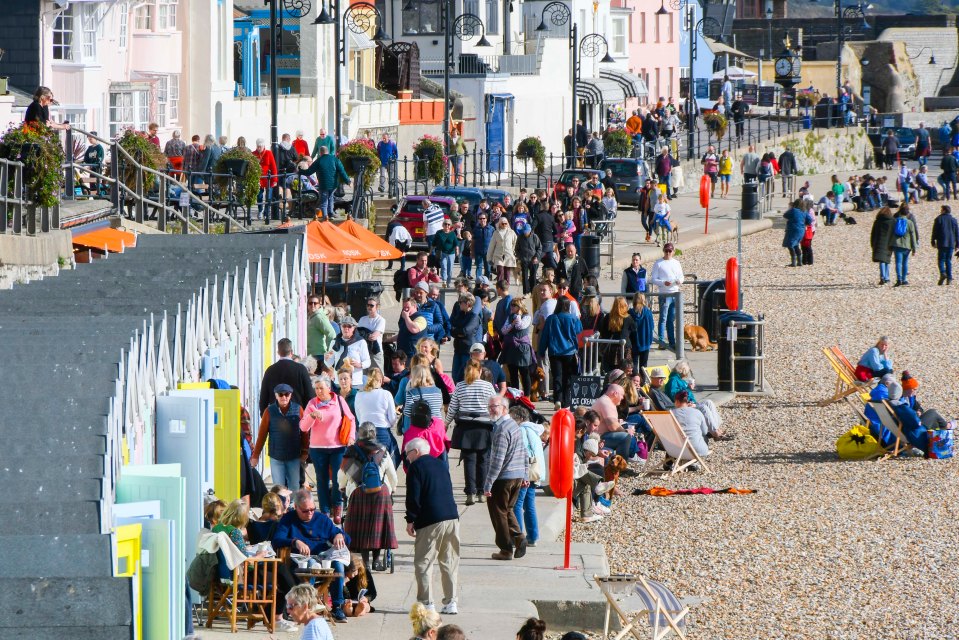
877, 27, 959, 101
0, 230, 74, 290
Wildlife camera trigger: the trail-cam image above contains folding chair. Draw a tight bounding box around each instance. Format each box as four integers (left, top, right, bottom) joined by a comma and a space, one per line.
206, 547, 280, 633
868, 400, 915, 460
818, 346, 872, 419
643, 411, 710, 476
595, 574, 689, 640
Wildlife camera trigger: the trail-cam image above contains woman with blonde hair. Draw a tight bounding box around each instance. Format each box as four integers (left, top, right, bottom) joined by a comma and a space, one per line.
213, 500, 265, 557
355, 367, 401, 466
447, 359, 496, 505
338, 365, 357, 415
599, 296, 635, 373
500, 297, 535, 395
399, 365, 444, 434
409, 601, 442, 640
285, 583, 335, 639
416, 337, 455, 399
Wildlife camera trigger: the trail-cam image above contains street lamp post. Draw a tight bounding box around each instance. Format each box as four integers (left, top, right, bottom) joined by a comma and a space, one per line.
266, 0, 314, 161
814, 0, 869, 101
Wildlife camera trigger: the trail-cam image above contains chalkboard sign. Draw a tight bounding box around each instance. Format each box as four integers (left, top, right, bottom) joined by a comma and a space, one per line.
708, 79, 722, 101
694, 79, 708, 100
742, 85, 758, 105
758, 85, 776, 107
570, 375, 604, 408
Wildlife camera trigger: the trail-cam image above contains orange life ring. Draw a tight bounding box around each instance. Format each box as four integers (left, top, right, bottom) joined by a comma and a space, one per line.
548, 409, 575, 497
699, 174, 710, 208
725, 256, 739, 311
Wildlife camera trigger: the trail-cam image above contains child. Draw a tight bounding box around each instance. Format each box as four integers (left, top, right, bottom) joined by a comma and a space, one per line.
602, 188, 618, 218
343, 553, 374, 617
800, 201, 816, 266
559, 211, 575, 246
460, 229, 473, 279
653, 191, 671, 246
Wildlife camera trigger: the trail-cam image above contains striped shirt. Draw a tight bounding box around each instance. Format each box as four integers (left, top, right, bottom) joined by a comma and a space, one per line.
424, 204, 445, 236
446, 380, 496, 423
402, 385, 445, 421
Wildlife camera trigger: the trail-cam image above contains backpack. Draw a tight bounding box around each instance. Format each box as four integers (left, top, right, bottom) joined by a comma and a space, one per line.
393, 268, 410, 291
894, 217, 909, 238
187, 550, 219, 592
410, 398, 434, 428
357, 446, 384, 494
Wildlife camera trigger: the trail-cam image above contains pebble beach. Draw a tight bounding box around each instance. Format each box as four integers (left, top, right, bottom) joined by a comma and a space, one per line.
575, 197, 959, 639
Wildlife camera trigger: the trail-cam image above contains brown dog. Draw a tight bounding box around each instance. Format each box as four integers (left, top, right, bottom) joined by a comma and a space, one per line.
670, 223, 680, 245
603, 454, 629, 501
684, 324, 716, 351
529, 365, 547, 402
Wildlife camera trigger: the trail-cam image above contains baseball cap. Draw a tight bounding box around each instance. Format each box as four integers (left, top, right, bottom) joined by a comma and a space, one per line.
663, 242, 675, 252
476, 275, 491, 286
469, 343, 486, 354
340, 316, 357, 327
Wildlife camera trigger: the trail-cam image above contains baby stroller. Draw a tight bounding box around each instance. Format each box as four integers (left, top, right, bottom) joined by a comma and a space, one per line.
505, 388, 547, 425
587, 201, 616, 241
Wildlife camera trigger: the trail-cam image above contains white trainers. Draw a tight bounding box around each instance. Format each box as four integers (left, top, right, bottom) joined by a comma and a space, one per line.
592, 504, 610, 516
441, 600, 459, 615
579, 514, 603, 523
595, 480, 615, 495
628, 454, 645, 464
277, 618, 298, 633
424, 602, 437, 612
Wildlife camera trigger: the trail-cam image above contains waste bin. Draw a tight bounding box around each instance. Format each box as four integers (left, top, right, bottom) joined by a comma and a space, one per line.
802, 114, 812, 130
322, 281, 384, 319
814, 100, 832, 129
580, 234, 601, 278
697, 279, 726, 342
741, 181, 760, 220
717, 310, 757, 392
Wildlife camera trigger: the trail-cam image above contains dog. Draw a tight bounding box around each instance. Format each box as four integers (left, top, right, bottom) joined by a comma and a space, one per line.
529, 365, 547, 402
603, 455, 629, 501
843, 215, 857, 225
670, 223, 680, 244
684, 324, 716, 351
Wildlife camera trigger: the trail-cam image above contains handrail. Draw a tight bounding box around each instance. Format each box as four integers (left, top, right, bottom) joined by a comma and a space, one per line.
0, 157, 26, 234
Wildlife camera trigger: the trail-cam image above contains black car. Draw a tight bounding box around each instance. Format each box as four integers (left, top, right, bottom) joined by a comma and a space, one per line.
868, 127, 918, 163
599, 158, 650, 207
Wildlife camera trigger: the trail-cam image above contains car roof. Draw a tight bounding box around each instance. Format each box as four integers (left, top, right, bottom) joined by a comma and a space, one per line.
431, 187, 484, 196
404, 195, 456, 205
603, 157, 641, 163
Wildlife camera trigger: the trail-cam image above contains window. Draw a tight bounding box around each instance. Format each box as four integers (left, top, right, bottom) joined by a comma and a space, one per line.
135, 5, 152, 30
612, 18, 626, 57
81, 5, 98, 59
402, 0, 440, 34
464, 0, 479, 16
109, 90, 149, 137
53, 8, 74, 60
485, 0, 498, 34
119, 6, 128, 49
639, 12, 645, 43
158, 0, 177, 30
156, 76, 168, 127
169, 74, 179, 122
668, 13, 674, 43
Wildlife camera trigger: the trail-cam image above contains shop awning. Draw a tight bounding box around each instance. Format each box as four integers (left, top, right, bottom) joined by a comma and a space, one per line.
72, 227, 137, 253
577, 77, 625, 105
305, 220, 380, 264
600, 69, 648, 98
336, 219, 404, 260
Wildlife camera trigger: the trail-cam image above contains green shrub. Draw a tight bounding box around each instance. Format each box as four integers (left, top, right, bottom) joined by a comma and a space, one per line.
602, 128, 633, 158
413, 135, 445, 183
118, 129, 166, 192
0, 121, 65, 208
214, 148, 262, 207
337, 139, 381, 186
516, 136, 546, 173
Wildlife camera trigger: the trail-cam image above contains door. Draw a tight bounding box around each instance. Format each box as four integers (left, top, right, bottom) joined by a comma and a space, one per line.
486, 96, 507, 172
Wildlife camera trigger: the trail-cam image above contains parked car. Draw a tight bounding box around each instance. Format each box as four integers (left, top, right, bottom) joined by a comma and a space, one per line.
552, 168, 605, 201
387, 195, 455, 247
868, 127, 918, 163
430, 186, 510, 212
599, 158, 650, 207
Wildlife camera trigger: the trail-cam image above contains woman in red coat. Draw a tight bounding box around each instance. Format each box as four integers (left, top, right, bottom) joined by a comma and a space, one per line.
253, 138, 279, 222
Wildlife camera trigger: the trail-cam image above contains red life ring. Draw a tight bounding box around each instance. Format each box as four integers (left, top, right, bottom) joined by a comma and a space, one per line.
725, 257, 739, 311
699, 174, 711, 208
548, 409, 575, 497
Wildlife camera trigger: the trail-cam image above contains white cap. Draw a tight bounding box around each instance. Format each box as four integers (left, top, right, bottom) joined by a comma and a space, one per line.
469, 343, 486, 354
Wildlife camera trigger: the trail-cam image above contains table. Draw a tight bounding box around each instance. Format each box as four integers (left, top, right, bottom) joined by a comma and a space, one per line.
293, 567, 343, 623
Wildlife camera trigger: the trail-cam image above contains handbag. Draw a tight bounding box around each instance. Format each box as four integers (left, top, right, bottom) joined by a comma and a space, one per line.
577, 312, 600, 350
528, 456, 542, 483
335, 396, 353, 446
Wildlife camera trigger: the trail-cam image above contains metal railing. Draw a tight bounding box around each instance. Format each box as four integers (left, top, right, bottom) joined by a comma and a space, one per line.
725, 314, 767, 396
581, 336, 627, 377
421, 53, 539, 76
0, 156, 59, 236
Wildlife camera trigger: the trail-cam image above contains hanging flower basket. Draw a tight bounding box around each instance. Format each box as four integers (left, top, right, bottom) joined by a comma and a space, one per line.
215, 148, 261, 207
0, 121, 65, 208
516, 136, 546, 173
117, 129, 167, 193
601, 128, 633, 158
337, 139, 380, 186
413, 135, 445, 183
704, 112, 728, 140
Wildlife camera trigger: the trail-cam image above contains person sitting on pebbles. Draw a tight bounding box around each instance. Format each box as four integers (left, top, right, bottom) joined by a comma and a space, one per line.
855, 336, 893, 381
865, 374, 896, 447
663, 360, 731, 440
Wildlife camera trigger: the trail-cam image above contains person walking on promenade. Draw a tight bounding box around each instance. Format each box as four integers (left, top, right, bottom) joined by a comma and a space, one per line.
882, 130, 899, 170
870, 206, 896, 285
655, 146, 675, 199
649, 243, 683, 350
307, 295, 336, 360
299, 146, 351, 219
741, 145, 760, 183
259, 338, 316, 414
940, 146, 958, 200
312, 128, 336, 158
889, 206, 918, 286
718, 149, 733, 198
405, 437, 460, 615
252, 139, 279, 221
783, 199, 813, 268
701, 145, 719, 199
251, 383, 307, 490
537, 297, 582, 410
300, 375, 356, 524
376, 132, 397, 193
488, 216, 518, 285
483, 395, 530, 561
778, 146, 798, 198
931, 204, 959, 285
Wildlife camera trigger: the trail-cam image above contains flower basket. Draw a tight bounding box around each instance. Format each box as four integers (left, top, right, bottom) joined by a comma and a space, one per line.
0, 122, 65, 208
117, 129, 167, 193
516, 136, 546, 173
601, 128, 633, 158
337, 139, 380, 186
215, 148, 261, 207
703, 112, 728, 140
413, 135, 445, 183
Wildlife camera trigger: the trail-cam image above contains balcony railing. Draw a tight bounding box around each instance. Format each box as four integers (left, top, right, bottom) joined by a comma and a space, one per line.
421, 52, 540, 77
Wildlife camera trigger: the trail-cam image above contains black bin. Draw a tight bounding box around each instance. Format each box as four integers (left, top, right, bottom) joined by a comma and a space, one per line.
580, 234, 601, 278
697, 279, 726, 342
718, 310, 757, 392
814, 100, 832, 129
741, 182, 760, 220
322, 281, 384, 319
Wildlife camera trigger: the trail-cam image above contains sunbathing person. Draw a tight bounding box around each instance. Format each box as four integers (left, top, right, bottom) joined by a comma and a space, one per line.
646, 367, 675, 411
901, 371, 949, 430
864, 374, 896, 446
670, 391, 711, 460
855, 336, 893, 381
888, 383, 928, 456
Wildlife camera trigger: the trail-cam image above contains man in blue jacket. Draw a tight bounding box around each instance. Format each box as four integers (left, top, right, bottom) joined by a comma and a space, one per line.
537, 297, 583, 410
376, 132, 397, 193
931, 204, 959, 285
450, 292, 481, 383
298, 146, 350, 218
273, 489, 351, 621
472, 214, 494, 279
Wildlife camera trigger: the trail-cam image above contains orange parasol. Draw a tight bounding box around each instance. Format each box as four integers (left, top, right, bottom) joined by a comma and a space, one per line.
336, 218, 404, 260
305, 220, 379, 264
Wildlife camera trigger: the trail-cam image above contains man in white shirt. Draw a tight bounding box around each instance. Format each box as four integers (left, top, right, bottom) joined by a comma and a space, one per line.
649, 243, 684, 351
357, 297, 386, 373
423, 199, 445, 252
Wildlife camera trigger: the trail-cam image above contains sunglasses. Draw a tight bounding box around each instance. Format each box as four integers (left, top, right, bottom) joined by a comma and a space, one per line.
367, 303, 376, 308
276, 392, 292, 397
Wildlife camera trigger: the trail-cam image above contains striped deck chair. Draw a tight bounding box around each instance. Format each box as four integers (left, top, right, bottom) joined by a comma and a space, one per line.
818, 346, 872, 419
596, 574, 689, 640
868, 400, 916, 459
644, 411, 710, 476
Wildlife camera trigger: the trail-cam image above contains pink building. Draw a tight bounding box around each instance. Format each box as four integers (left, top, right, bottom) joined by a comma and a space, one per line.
613, 0, 681, 106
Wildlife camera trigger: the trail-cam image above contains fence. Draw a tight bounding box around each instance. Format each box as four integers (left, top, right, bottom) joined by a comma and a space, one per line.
0, 156, 62, 236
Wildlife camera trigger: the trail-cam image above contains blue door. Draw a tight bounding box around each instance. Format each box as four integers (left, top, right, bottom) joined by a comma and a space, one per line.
485, 95, 509, 172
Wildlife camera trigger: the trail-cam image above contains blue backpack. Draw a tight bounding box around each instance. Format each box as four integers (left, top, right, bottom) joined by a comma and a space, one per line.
357, 446, 384, 494
894, 217, 909, 238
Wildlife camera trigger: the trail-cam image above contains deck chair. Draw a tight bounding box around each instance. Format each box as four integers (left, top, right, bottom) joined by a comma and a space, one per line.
644, 411, 710, 476
595, 574, 689, 640
206, 547, 280, 633
818, 346, 872, 418
868, 400, 915, 459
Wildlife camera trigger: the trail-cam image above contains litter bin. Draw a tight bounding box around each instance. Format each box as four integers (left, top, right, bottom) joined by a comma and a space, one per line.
580, 234, 601, 278
814, 100, 832, 129
741, 181, 760, 220
802, 114, 812, 130
697, 279, 726, 342
323, 281, 384, 319
717, 310, 757, 392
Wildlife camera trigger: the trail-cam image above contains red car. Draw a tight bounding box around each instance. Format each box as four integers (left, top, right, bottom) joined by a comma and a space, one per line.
387, 195, 456, 247
552, 168, 605, 201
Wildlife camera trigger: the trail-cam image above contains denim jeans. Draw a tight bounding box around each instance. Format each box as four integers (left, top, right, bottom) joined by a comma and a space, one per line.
879, 262, 890, 281
658, 295, 676, 348
474, 255, 489, 279
441, 253, 455, 283
309, 446, 347, 513
318, 190, 335, 217
269, 457, 302, 490
330, 561, 346, 608
460, 254, 472, 278
452, 352, 470, 384
893, 247, 911, 282
938, 247, 954, 279
512, 484, 539, 544
600, 430, 635, 459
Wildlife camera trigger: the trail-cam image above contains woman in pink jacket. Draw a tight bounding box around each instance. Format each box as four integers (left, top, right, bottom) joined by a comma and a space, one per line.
300, 375, 356, 524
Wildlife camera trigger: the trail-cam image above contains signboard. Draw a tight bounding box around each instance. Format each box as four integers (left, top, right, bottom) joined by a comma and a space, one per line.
742, 84, 758, 105
781, 88, 796, 109
570, 375, 604, 408
694, 79, 709, 100
708, 79, 722, 101
680, 77, 690, 99
758, 85, 777, 107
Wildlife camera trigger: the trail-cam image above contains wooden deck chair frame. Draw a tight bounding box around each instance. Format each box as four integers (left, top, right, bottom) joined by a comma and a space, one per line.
595, 574, 689, 640
868, 400, 914, 460
644, 411, 710, 476
206, 553, 280, 633
818, 346, 871, 419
